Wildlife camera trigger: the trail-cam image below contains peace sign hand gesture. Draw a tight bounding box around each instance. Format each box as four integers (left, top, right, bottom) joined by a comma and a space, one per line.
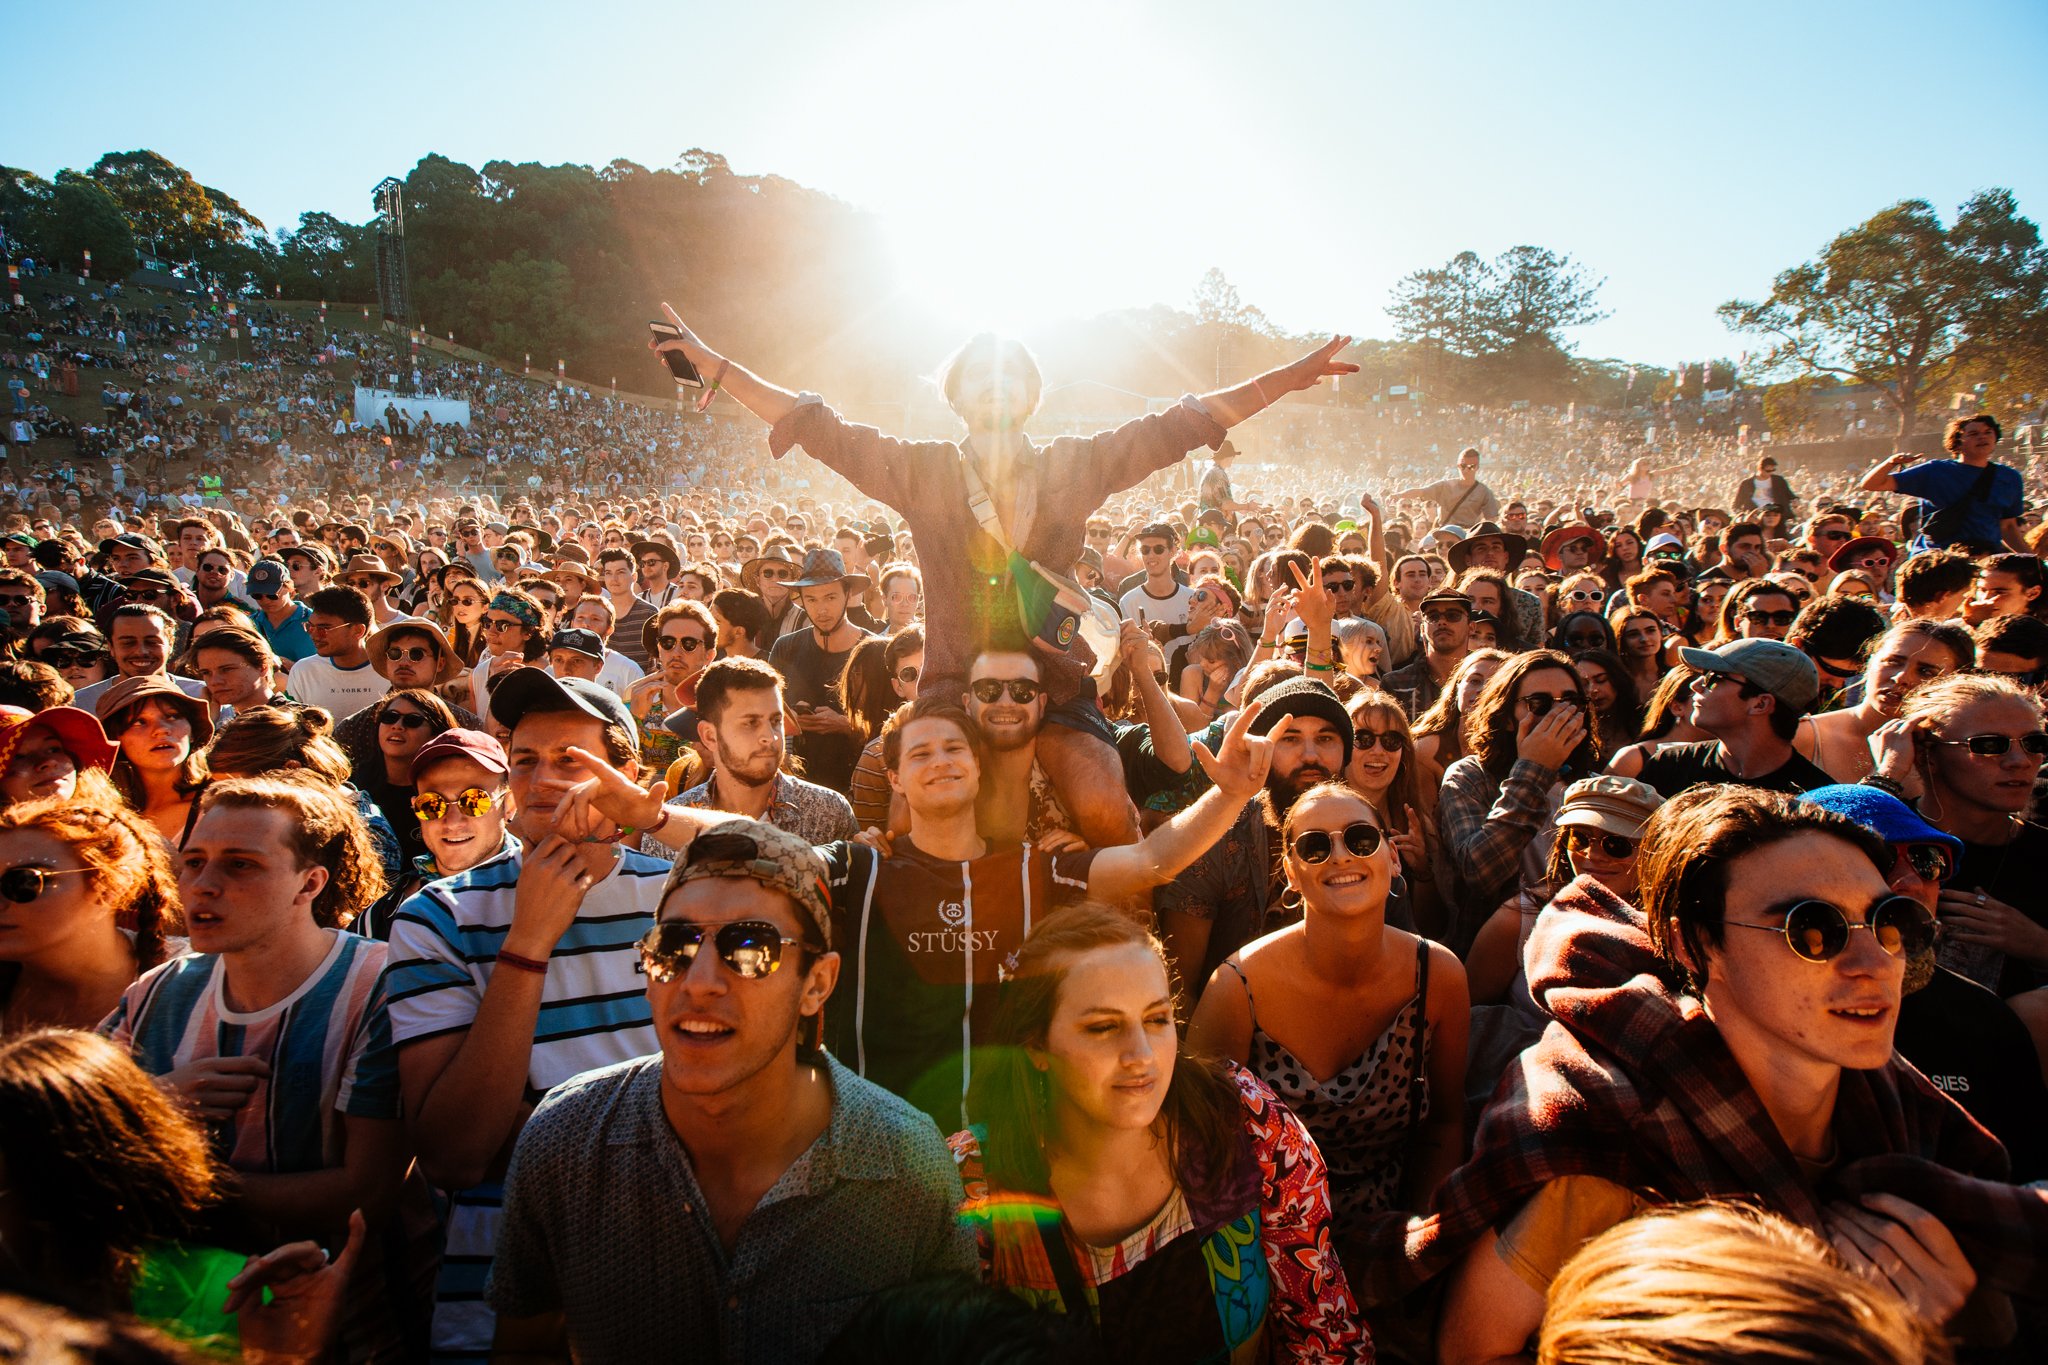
1282, 336, 1360, 394
1288, 556, 1335, 632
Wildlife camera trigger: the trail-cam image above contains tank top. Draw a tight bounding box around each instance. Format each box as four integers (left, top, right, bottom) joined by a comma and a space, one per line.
1221, 942, 1431, 1221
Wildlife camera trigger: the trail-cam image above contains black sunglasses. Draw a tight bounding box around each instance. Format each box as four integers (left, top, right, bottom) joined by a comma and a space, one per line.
1724, 894, 1936, 964
658, 634, 709, 653
0, 864, 94, 904
378, 709, 430, 730
1290, 821, 1384, 864
1565, 827, 1636, 859
1929, 732, 2048, 757
638, 919, 813, 982
1521, 691, 1585, 716
1892, 842, 1954, 885
1743, 609, 1798, 627
1352, 730, 1404, 753
970, 678, 1042, 704
34, 647, 96, 668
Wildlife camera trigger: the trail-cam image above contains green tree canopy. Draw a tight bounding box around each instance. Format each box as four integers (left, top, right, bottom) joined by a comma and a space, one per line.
1719, 190, 2048, 435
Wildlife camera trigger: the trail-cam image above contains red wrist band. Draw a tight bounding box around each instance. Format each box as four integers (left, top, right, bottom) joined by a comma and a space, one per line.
496, 949, 550, 976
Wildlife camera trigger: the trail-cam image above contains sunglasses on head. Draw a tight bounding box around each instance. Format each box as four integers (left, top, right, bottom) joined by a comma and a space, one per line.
1743, 608, 1798, 627
1929, 732, 2048, 757
378, 708, 429, 730
1521, 691, 1584, 716
411, 787, 502, 821
1352, 729, 1403, 753
971, 678, 1043, 704
638, 918, 812, 982
1565, 827, 1636, 859
1290, 821, 1384, 864
1724, 893, 1936, 964
658, 634, 708, 653
0, 864, 94, 903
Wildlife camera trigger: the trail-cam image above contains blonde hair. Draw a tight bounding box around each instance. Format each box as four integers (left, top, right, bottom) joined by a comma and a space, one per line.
1538, 1202, 1947, 1365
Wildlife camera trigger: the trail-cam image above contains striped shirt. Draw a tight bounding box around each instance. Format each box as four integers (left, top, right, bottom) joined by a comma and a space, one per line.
102, 930, 400, 1172
383, 842, 669, 1362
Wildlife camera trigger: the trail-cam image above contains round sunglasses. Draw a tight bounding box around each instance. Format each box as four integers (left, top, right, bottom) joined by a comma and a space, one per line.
1723, 893, 1935, 964
0, 864, 94, 903
638, 919, 814, 982
1290, 821, 1384, 864
1892, 842, 1954, 885
385, 645, 436, 663
1352, 730, 1404, 753
411, 787, 503, 821
1565, 827, 1635, 860
658, 634, 709, 653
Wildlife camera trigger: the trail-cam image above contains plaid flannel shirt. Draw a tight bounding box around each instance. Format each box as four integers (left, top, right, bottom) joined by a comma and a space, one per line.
1434, 754, 1563, 951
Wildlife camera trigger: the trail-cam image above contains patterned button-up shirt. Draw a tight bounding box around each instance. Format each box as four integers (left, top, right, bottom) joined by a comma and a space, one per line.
487, 1052, 977, 1364
672, 770, 858, 845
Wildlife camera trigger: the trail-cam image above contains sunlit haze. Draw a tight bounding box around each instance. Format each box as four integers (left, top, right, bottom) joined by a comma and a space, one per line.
13, 0, 2047, 362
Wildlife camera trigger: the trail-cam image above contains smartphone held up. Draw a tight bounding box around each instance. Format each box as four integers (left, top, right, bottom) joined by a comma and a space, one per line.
649, 321, 704, 387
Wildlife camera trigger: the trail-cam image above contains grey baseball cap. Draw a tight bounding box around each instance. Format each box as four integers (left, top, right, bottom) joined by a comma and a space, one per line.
1678, 638, 1820, 711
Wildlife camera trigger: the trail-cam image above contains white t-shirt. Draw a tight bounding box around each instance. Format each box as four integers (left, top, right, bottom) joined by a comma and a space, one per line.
1120, 580, 1197, 629
286, 654, 387, 719
596, 648, 643, 699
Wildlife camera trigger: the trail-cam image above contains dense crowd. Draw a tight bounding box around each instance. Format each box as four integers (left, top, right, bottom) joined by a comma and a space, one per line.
0, 281, 2045, 1365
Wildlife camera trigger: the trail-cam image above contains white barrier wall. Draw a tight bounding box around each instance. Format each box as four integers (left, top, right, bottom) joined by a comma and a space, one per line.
354, 387, 473, 428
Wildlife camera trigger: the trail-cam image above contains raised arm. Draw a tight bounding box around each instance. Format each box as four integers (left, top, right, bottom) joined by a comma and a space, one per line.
1860, 451, 1909, 494
1088, 703, 1273, 904
648, 303, 800, 428
1195, 336, 1357, 429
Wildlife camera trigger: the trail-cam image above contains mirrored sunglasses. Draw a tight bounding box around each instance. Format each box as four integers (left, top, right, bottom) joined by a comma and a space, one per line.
1723, 894, 1935, 964
411, 787, 502, 821
638, 918, 811, 982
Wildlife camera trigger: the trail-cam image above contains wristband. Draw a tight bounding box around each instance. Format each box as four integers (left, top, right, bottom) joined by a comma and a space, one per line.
1259, 639, 1277, 649
1860, 773, 1906, 798
1306, 661, 1333, 672
496, 948, 550, 976
1251, 376, 1272, 407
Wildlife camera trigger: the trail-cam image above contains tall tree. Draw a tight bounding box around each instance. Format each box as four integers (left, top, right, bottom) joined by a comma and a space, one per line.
87, 150, 228, 260
41, 172, 140, 278
1719, 190, 2048, 436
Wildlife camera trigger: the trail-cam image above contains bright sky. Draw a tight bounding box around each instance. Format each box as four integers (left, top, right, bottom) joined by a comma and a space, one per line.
13, 0, 2047, 365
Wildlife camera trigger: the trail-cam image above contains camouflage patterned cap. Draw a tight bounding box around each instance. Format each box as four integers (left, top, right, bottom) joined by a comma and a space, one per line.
662, 817, 832, 948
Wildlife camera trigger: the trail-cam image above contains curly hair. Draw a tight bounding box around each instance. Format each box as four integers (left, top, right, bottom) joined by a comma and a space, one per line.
0, 795, 178, 969
195, 772, 387, 928
201, 704, 354, 784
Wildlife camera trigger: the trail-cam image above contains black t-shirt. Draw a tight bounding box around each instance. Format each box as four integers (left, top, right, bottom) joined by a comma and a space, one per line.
819, 837, 1099, 1129
1891, 967, 2048, 1182
1634, 740, 1833, 799
768, 625, 871, 794
1943, 820, 2048, 997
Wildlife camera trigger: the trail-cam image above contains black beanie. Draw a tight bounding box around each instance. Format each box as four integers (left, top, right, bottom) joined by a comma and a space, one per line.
1246, 675, 1352, 768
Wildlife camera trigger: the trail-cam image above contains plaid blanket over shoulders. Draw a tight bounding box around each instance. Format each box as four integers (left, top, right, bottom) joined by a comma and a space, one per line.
1347, 874, 2048, 1307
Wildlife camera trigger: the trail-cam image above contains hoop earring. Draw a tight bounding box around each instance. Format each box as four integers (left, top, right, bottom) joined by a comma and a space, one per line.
1279, 884, 1303, 913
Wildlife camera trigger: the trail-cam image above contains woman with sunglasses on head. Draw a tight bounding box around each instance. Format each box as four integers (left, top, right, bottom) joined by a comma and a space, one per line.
1189, 780, 1469, 1239
628, 599, 717, 780
435, 569, 490, 669
957, 903, 1369, 1362
0, 796, 178, 1032
1418, 786, 2029, 1364
468, 586, 552, 716
96, 676, 211, 848
1882, 673, 2048, 998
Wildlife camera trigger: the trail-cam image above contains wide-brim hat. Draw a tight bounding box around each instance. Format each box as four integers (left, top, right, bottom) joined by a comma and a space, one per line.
629, 540, 682, 576
338, 553, 402, 586
367, 619, 462, 685
1446, 522, 1529, 572
544, 560, 604, 592
785, 547, 870, 595
93, 675, 213, 747
1828, 536, 1900, 575
1540, 523, 1608, 571
0, 705, 117, 775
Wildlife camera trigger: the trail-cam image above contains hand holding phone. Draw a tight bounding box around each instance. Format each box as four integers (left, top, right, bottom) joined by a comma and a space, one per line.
648, 322, 704, 387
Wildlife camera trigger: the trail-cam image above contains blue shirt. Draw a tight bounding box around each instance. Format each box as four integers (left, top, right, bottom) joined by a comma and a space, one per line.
1892, 459, 2023, 551
255, 600, 318, 662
